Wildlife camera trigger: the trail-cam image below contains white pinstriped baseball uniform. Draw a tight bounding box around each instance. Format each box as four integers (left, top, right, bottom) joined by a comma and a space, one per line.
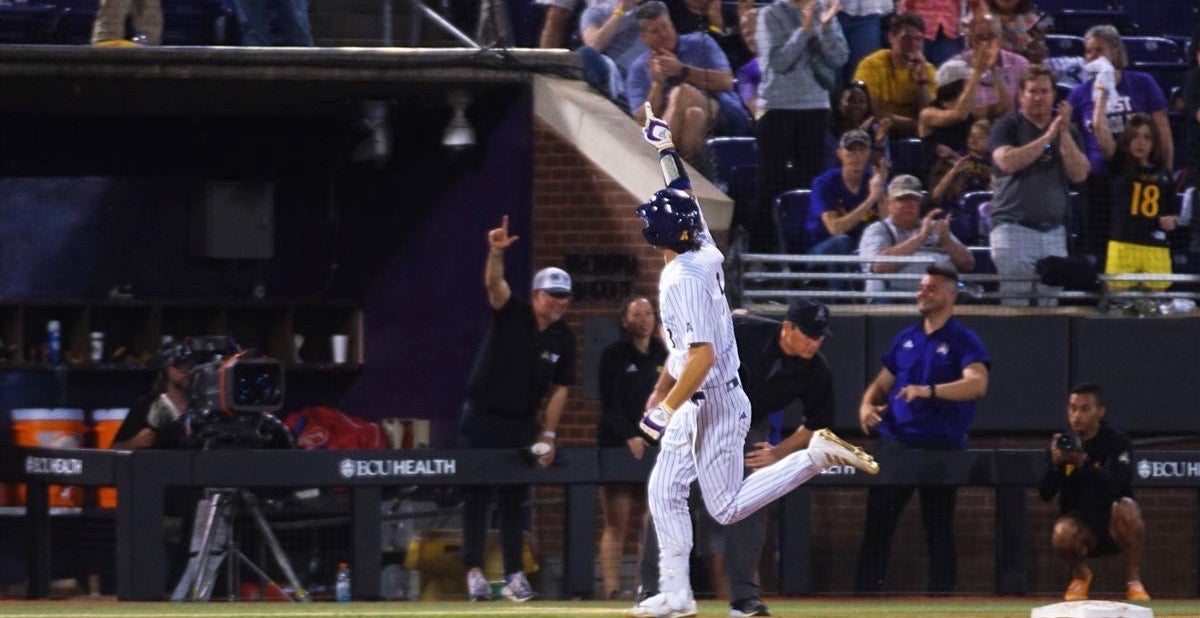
648, 223, 831, 596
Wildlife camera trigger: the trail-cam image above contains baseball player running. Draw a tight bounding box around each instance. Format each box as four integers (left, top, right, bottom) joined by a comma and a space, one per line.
628, 104, 879, 618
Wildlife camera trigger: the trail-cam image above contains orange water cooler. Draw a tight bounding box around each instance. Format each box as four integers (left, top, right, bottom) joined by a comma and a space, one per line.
91, 408, 129, 508
10, 408, 86, 507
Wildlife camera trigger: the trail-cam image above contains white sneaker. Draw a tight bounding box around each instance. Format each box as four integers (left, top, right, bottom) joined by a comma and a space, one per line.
625, 590, 697, 618
499, 571, 533, 602
808, 428, 879, 474
466, 567, 490, 601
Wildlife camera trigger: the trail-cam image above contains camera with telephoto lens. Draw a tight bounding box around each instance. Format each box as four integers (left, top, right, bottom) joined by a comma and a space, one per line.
167, 335, 292, 450
1056, 432, 1080, 453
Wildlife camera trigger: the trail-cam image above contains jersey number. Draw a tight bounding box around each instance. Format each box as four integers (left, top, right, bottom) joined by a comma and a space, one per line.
1129, 181, 1161, 218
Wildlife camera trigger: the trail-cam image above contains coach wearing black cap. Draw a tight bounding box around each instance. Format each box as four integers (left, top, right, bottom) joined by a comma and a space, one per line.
641, 299, 838, 616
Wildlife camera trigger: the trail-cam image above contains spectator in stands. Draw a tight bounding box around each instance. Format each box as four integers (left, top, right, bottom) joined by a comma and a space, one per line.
735, 8, 762, 116
1092, 108, 1178, 291
918, 58, 984, 182
1185, 39, 1200, 187
537, 0, 581, 48
1038, 383, 1151, 602
989, 64, 1089, 306
233, 0, 314, 45
460, 216, 575, 603
597, 295, 667, 601
579, 0, 648, 106
853, 12, 937, 138
856, 263, 990, 593
983, 0, 1039, 58
752, 0, 848, 252
829, 80, 893, 168
628, 1, 751, 164
837, 0, 895, 81
1029, 30, 1088, 92
929, 118, 993, 208
673, 0, 756, 73
91, 0, 161, 46
897, 0, 966, 66
808, 129, 886, 258
953, 10, 1023, 115
859, 175, 975, 296
1068, 25, 1172, 261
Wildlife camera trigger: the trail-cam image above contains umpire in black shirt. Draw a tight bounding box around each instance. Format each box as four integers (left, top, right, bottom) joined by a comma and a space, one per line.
459, 215, 576, 601
1038, 383, 1150, 602
641, 299, 835, 617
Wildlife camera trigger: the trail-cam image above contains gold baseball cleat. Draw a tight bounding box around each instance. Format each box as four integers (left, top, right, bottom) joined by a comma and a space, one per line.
810, 429, 880, 474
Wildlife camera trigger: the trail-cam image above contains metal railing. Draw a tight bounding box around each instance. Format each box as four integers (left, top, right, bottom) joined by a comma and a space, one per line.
729, 251, 1200, 310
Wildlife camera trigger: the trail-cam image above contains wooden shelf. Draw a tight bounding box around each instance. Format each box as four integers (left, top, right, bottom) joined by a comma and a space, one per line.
0, 298, 363, 371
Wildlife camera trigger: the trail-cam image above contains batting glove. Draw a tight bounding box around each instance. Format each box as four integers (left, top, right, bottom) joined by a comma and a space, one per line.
642, 102, 676, 153
639, 402, 675, 441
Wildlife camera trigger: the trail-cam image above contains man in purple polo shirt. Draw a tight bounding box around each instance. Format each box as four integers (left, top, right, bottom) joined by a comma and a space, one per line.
855, 264, 991, 594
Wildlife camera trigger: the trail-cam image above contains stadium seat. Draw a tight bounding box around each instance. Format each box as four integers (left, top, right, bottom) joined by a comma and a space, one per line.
704, 136, 757, 195
974, 194, 993, 241
727, 163, 759, 235
1043, 34, 1084, 58
773, 189, 811, 254
955, 191, 993, 246
1049, 8, 1133, 36
890, 138, 924, 179
1124, 36, 1187, 67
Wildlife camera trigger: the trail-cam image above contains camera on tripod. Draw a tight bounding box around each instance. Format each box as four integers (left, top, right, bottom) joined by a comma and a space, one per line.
167, 335, 291, 450
168, 336, 309, 602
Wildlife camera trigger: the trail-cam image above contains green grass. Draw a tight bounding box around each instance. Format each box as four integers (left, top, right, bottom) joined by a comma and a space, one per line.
2, 599, 1199, 618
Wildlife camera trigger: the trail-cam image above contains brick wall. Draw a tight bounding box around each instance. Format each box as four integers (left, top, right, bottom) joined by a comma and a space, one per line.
526, 118, 1200, 598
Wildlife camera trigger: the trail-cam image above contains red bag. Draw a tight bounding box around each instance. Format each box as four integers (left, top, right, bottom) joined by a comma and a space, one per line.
284, 406, 385, 450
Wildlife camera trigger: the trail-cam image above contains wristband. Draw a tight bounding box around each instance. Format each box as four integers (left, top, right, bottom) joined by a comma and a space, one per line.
707, 24, 721, 35
680, 65, 691, 81
929, 384, 937, 399
542, 430, 557, 440
613, 7, 624, 17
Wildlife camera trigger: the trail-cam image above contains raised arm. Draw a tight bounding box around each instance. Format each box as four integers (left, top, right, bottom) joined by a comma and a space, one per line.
484, 216, 517, 309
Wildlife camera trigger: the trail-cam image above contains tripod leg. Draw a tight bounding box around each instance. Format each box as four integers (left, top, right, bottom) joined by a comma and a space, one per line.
193, 493, 232, 601
244, 492, 311, 602
171, 494, 224, 601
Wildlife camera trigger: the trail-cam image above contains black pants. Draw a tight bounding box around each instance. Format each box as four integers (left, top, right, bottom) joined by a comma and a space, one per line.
459, 404, 537, 576
854, 440, 959, 594
752, 108, 831, 253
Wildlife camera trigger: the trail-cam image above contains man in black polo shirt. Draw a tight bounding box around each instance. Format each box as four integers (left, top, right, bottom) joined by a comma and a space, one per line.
1038, 382, 1150, 602
460, 215, 576, 603
640, 299, 836, 617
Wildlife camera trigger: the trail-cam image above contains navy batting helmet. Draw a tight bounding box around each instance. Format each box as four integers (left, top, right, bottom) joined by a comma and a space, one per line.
636, 189, 702, 253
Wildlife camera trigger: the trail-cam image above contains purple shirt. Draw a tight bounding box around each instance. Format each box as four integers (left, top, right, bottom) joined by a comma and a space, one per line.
736, 57, 761, 112
1067, 70, 1168, 174
807, 166, 874, 245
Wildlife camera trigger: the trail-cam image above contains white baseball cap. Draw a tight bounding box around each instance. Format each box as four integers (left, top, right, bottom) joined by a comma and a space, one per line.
532, 267, 572, 295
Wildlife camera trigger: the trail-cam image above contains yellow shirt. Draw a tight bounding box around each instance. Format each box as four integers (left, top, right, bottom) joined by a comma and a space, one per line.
852, 49, 937, 120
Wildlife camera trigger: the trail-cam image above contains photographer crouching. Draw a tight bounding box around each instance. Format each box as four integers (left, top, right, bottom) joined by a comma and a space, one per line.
1038, 383, 1150, 602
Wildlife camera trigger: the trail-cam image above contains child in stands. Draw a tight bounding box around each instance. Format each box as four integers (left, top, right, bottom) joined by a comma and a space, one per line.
1093, 101, 1178, 291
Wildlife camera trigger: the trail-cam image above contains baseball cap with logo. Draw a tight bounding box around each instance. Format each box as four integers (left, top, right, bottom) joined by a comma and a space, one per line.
532, 267, 573, 296
786, 299, 832, 338
839, 129, 872, 150
888, 174, 924, 199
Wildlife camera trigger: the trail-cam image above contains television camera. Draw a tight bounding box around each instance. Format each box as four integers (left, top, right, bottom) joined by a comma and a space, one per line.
165, 335, 292, 450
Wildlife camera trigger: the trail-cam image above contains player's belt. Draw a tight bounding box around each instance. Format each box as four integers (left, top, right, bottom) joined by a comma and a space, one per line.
690, 377, 740, 403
